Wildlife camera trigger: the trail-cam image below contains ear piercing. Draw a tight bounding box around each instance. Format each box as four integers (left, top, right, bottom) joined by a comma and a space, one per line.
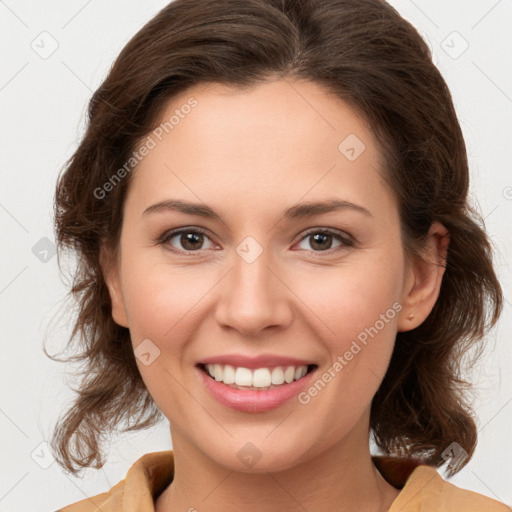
407, 313, 414, 320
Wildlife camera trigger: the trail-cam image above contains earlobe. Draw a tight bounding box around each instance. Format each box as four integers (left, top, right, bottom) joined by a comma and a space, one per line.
397, 222, 450, 332
100, 243, 129, 328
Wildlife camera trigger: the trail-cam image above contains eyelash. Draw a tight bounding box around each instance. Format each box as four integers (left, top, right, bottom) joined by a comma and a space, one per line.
158, 226, 355, 256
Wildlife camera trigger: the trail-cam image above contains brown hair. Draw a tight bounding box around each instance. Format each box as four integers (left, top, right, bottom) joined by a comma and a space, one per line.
49, 0, 502, 476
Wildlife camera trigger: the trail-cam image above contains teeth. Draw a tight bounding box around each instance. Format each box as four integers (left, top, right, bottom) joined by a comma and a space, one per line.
213, 364, 223, 381
223, 364, 236, 384
235, 367, 253, 386
284, 366, 295, 383
295, 366, 307, 380
271, 367, 285, 385
253, 368, 271, 388
204, 363, 310, 389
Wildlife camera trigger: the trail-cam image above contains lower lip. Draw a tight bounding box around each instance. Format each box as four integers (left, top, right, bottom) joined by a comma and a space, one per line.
197, 366, 316, 413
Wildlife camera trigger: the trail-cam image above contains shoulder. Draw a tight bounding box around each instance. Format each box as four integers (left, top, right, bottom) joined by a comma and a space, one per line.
389, 463, 511, 512
55, 480, 125, 512
54, 451, 174, 512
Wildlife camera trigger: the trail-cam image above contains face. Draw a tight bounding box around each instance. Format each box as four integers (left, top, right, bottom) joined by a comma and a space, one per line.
104, 78, 444, 473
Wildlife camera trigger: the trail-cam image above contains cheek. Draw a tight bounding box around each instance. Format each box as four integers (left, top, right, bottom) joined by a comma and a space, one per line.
119, 259, 207, 406
291, 252, 403, 402
122, 241, 404, 354
120, 253, 213, 343
291, 252, 403, 340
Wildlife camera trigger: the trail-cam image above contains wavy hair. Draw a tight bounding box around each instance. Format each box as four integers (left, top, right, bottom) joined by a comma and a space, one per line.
49, 0, 503, 476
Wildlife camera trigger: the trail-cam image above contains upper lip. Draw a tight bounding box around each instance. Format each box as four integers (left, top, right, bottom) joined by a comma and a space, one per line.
197, 353, 316, 370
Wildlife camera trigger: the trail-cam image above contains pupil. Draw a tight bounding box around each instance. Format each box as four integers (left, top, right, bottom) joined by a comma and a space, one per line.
182, 232, 202, 250
179, 232, 333, 251
311, 233, 331, 251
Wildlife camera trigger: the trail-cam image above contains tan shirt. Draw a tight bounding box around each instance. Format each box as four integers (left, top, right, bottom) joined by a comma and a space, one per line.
56, 450, 510, 511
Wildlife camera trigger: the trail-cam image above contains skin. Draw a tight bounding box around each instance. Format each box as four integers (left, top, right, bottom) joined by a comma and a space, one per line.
102, 77, 449, 512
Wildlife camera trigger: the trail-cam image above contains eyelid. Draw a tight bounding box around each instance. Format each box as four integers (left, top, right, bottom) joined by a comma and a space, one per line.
293, 227, 354, 253
296, 226, 354, 245
159, 226, 218, 253
159, 226, 355, 255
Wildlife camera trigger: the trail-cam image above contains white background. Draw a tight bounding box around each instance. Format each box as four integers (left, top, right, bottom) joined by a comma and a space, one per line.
1, 1, 511, 510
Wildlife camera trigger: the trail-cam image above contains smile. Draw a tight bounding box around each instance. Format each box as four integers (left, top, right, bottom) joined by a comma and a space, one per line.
199, 363, 316, 390
196, 360, 318, 413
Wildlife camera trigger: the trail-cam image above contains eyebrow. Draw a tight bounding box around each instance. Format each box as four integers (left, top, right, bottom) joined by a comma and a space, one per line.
142, 198, 373, 220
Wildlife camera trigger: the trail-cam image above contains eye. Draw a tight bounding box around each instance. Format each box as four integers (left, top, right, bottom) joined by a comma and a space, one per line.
160, 228, 217, 253
295, 228, 353, 253
159, 227, 354, 255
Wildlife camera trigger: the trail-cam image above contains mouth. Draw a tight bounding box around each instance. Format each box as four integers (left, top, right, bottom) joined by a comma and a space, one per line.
197, 362, 318, 391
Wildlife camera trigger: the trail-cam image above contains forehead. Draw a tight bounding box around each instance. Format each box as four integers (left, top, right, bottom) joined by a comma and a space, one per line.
157, 78, 375, 161
126, 78, 394, 221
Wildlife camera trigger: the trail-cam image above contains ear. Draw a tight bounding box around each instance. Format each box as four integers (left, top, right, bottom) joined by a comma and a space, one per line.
397, 221, 450, 332
100, 242, 129, 328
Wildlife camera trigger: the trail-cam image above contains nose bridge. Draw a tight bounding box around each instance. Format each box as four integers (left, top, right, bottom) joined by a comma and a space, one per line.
214, 235, 291, 334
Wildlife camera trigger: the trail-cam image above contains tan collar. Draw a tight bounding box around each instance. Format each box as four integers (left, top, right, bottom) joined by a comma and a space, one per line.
121, 451, 424, 510
97, 450, 506, 512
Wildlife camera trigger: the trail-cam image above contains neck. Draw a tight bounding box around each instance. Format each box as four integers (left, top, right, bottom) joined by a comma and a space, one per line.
155, 417, 400, 512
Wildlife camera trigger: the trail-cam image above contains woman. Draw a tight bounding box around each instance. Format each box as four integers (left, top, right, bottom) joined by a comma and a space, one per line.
50, 0, 508, 510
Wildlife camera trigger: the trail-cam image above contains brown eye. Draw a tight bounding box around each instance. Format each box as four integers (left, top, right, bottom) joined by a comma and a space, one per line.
179, 232, 205, 250
296, 229, 353, 253
309, 232, 334, 251
162, 229, 216, 253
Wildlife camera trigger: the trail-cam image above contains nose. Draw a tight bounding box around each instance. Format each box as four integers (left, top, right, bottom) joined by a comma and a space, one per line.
213, 245, 293, 337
